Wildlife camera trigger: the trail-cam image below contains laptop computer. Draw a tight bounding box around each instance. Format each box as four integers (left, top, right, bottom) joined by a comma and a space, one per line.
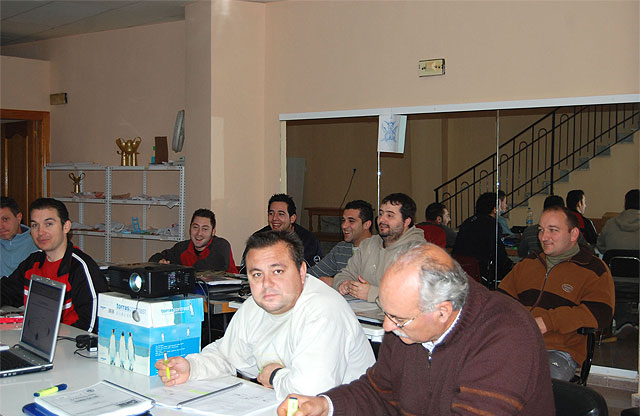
0, 275, 65, 377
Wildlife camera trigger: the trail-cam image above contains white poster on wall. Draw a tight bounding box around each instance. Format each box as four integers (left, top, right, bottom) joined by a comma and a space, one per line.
377, 114, 407, 153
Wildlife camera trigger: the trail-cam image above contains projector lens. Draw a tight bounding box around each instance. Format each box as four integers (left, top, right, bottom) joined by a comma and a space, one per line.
129, 273, 143, 292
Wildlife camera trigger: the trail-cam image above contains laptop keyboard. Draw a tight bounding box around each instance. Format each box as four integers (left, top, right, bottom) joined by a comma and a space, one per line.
0, 350, 32, 370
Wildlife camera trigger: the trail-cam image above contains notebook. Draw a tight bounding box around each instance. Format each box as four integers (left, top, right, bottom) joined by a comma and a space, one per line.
0, 275, 65, 377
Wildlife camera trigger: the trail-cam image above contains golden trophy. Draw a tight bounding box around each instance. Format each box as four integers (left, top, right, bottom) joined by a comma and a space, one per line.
115, 137, 142, 166
69, 172, 85, 193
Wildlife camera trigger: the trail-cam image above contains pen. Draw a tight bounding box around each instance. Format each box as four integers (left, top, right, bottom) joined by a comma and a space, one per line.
287, 396, 298, 415
177, 382, 242, 406
34, 383, 67, 397
164, 352, 170, 380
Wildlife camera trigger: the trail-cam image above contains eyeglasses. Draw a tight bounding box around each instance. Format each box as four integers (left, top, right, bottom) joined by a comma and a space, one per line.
375, 296, 420, 329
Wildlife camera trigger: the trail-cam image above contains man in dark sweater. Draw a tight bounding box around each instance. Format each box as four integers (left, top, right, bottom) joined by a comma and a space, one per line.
243, 194, 322, 269
149, 209, 237, 272
277, 243, 554, 415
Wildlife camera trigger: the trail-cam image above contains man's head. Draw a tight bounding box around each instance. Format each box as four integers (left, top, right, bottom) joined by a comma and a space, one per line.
378, 193, 416, 244
189, 209, 216, 251
425, 202, 450, 226
244, 230, 306, 315
497, 190, 508, 215
342, 200, 373, 246
543, 195, 565, 209
538, 206, 580, 257
625, 189, 639, 210
378, 243, 468, 345
566, 190, 586, 214
0, 197, 23, 241
28, 198, 71, 258
475, 193, 497, 217
267, 193, 296, 232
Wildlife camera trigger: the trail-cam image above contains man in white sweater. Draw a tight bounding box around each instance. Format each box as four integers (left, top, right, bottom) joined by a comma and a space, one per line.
155, 230, 375, 400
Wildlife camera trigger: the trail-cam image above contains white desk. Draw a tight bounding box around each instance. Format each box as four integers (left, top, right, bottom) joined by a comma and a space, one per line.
0, 324, 277, 415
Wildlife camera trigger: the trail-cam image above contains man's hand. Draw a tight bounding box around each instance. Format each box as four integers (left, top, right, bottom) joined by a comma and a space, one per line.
158, 259, 170, 264
257, 362, 284, 389
348, 276, 370, 300
277, 394, 330, 416
337, 280, 351, 295
535, 317, 548, 334
155, 356, 190, 386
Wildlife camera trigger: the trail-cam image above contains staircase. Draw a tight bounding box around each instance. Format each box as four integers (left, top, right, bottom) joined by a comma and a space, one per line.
435, 103, 640, 228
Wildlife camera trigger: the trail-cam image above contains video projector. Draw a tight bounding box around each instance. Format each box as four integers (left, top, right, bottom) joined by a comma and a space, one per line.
106, 263, 196, 298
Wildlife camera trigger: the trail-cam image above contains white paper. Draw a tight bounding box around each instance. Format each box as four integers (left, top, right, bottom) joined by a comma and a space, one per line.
377, 114, 407, 153
147, 377, 278, 416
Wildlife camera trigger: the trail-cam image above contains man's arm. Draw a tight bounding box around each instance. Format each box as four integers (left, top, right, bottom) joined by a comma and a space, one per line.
68, 252, 108, 333
583, 217, 598, 246
0, 257, 31, 307
308, 248, 339, 278
332, 245, 364, 291
148, 241, 183, 264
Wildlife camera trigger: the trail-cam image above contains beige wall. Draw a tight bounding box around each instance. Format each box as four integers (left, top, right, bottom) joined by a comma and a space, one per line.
266, 1, 639, 196
0, 56, 50, 111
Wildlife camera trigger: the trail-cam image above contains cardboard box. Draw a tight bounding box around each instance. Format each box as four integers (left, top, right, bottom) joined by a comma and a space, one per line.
97, 292, 204, 376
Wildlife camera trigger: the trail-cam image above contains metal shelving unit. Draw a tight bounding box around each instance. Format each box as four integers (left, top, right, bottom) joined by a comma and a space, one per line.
44, 163, 185, 262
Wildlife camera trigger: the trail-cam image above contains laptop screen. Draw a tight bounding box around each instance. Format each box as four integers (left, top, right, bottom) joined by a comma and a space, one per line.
20, 277, 65, 360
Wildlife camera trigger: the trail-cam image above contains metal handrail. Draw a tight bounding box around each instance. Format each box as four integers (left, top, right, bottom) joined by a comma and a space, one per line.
435, 103, 639, 228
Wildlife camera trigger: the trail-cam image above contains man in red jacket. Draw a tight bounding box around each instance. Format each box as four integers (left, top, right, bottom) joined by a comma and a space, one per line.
277, 243, 554, 415
0, 198, 108, 333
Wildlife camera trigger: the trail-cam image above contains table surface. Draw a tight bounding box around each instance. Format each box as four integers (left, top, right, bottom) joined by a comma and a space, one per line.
0, 324, 277, 416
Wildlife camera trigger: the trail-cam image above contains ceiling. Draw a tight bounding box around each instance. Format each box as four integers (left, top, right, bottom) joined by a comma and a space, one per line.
0, 0, 198, 46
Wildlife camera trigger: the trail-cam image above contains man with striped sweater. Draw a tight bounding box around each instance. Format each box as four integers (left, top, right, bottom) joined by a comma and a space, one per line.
0, 198, 108, 333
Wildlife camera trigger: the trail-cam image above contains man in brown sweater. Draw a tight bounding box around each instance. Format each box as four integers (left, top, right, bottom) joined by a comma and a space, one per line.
278, 243, 554, 415
499, 206, 615, 381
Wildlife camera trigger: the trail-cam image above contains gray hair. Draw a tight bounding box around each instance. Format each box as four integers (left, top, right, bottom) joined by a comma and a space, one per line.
393, 243, 469, 312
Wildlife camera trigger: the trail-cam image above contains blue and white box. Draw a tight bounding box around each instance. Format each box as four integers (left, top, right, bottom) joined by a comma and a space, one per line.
97, 292, 204, 376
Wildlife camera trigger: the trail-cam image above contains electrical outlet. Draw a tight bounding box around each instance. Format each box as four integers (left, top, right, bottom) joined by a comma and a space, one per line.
418, 59, 445, 77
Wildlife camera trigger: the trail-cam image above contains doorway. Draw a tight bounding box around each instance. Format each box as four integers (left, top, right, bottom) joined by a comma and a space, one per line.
0, 109, 50, 222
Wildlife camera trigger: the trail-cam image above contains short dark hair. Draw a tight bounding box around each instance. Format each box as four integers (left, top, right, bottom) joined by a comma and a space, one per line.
475, 193, 497, 216
191, 208, 216, 229
243, 230, 304, 270
625, 189, 639, 210
542, 205, 579, 230
381, 193, 417, 226
268, 193, 296, 217
498, 190, 506, 200
29, 198, 70, 224
344, 200, 373, 228
543, 195, 565, 209
425, 202, 446, 222
566, 190, 585, 211
0, 196, 20, 216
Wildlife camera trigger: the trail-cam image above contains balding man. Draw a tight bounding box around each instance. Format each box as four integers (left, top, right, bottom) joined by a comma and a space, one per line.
278, 243, 554, 415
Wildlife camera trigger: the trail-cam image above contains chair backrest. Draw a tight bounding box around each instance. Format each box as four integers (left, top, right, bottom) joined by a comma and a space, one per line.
603, 249, 640, 278
451, 254, 482, 283
552, 379, 609, 416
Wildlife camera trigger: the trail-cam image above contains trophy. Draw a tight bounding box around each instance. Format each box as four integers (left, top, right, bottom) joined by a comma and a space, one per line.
69, 172, 85, 194
115, 137, 142, 166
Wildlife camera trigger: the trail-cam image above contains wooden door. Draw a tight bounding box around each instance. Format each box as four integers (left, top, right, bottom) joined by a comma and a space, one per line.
0, 110, 50, 223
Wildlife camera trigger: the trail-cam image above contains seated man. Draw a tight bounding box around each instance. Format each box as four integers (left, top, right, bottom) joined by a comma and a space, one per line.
308, 200, 373, 286
416, 202, 456, 248
1, 198, 108, 333
597, 189, 639, 253
415, 203, 446, 248
497, 190, 515, 237
333, 193, 425, 302
567, 189, 598, 246
518, 195, 565, 257
245, 193, 322, 268
1, 196, 38, 277
278, 243, 554, 415
149, 208, 237, 272
155, 231, 374, 400
499, 206, 615, 381
452, 192, 513, 283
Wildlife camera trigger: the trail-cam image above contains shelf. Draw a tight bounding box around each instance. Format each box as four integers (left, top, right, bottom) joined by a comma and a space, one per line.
57, 197, 180, 207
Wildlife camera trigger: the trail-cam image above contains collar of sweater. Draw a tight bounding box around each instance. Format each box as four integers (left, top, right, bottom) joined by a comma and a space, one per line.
545, 244, 580, 270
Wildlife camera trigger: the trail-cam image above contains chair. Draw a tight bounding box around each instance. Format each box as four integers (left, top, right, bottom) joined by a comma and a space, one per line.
552, 379, 609, 416
571, 327, 596, 386
602, 249, 640, 329
451, 254, 482, 283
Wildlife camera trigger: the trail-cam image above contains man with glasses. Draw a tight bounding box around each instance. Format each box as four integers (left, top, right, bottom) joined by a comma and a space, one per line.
277, 243, 554, 415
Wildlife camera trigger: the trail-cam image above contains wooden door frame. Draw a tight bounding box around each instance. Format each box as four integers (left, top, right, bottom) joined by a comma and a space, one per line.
1, 108, 50, 201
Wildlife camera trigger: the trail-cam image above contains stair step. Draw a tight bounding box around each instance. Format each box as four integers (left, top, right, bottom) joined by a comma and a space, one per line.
555, 170, 570, 182
595, 145, 611, 156
576, 157, 590, 170
618, 132, 635, 144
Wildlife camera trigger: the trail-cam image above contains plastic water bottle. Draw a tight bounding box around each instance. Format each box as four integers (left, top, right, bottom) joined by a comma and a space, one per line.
526, 207, 534, 226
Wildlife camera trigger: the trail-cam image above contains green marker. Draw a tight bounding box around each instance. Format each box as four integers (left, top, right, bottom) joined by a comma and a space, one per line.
287, 396, 298, 415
